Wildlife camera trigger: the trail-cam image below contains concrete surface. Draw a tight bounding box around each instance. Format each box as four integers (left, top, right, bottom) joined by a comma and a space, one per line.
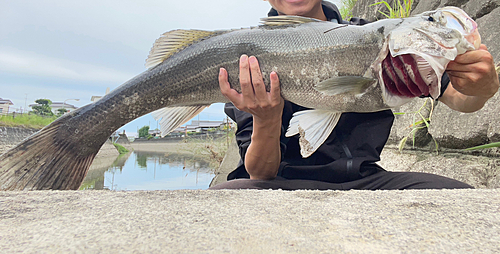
94, 140, 120, 158
0, 126, 38, 147
379, 145, 500, 189
210, 139, 240, 187
116, 133, 133, 151
0, 127, 38, 154
1, 189, 499, 253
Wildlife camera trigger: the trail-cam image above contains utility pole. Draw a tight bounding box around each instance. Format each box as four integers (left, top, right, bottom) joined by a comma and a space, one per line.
24, 93, 28, 114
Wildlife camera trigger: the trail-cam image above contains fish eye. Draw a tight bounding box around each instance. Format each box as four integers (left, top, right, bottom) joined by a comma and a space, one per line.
428, 16, 434, 22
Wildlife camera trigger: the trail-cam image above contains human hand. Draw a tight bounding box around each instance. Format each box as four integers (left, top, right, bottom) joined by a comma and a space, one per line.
219, 55, 284, 180
219, 55, 284, 125
446, 44, 499, 99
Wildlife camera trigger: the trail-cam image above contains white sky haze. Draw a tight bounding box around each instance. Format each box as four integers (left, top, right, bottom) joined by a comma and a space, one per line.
0, 0, 340, 136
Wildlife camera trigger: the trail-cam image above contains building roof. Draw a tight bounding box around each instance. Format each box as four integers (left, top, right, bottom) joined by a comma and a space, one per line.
91, 96, 103, 102
0, 98, 13, 105
190, 120, 225, 128
91, 87, 110, 102
148, 129, 161, 134
29, 102, 77, 109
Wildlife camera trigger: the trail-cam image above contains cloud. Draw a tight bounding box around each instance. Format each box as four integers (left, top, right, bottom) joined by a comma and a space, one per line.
0, 48, 136, 83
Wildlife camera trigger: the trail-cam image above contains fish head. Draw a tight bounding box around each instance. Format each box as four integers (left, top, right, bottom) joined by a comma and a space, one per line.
418, 7, 481, 51
406, 7, 481, 55
376, 7, 481, 106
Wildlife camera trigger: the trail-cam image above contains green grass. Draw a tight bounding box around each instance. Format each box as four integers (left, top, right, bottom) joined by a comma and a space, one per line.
341, 0, 413, 20
393, 98, 439, 154
340, 0, 359, 20
465, 142, 500, 151
371, 0, 413, 19
113, 143, 129, 154
0, 114, 57, 129
184, 130, 236, 171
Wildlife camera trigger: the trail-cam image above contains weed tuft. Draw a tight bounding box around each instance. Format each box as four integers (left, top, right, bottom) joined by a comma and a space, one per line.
113, 143, 129, 154
0, 114, 57, 129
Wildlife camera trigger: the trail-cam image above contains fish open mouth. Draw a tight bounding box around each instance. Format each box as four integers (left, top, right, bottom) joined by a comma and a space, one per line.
381, 52, 437, 98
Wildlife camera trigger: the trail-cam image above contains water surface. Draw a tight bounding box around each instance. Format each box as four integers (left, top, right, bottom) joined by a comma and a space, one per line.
81, 151, 215, 190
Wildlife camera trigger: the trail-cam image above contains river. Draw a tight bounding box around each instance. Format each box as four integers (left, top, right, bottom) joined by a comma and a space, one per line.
80, 150, 215, 190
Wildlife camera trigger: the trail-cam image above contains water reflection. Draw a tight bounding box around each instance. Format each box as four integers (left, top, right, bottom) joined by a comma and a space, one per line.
81, 151, 214, 190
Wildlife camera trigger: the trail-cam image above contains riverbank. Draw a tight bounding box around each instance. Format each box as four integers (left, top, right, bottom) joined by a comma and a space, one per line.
1, 129, 228, 190
130, 141, 196, 154
0, 126, 38, 154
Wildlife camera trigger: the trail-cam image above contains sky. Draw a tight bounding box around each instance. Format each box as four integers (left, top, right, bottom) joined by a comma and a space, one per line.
0, 0, 340, 137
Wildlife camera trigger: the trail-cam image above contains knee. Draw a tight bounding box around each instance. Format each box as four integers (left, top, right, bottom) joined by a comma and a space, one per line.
402, 172, 473, 190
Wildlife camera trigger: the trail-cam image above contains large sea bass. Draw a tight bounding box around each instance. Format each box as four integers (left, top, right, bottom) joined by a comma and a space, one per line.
0, 7, 481, 190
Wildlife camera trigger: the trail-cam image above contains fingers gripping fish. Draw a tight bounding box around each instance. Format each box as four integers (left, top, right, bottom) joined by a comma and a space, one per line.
0, 7, 481, 190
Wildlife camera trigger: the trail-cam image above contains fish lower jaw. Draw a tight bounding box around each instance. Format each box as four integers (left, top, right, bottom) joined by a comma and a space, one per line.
380, 52, 438, 99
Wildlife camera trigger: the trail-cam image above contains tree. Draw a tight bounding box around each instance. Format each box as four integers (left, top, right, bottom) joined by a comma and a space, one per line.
32, 99, 54, 116
56, 108, 67, 117
138, 126, 150, 138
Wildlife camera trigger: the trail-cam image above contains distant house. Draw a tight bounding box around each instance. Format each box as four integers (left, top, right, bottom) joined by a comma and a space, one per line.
91, 87, 110, 103
90, 96, 103, 102
183, 120, 225, 133
148, 129, 161, 137
163, 120, 226, 136
0, 98, 14, 115
29, 102, 78, 114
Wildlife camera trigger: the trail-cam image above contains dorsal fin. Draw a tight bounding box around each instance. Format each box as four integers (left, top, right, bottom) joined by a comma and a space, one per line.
260, 15, 323, 26
145, 29, 217, 69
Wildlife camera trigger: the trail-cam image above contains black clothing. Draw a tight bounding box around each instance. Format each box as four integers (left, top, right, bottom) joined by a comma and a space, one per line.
210, 171, 472, 190
267, 1, 368, 25
217, 1, 465, 190
225, 103, 394, 183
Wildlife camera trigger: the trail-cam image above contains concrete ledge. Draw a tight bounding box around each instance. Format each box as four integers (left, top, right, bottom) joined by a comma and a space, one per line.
0, 126, 38, 146
210, 139, 239, 187
1, 189, 499, 253
94, 140, 119, 158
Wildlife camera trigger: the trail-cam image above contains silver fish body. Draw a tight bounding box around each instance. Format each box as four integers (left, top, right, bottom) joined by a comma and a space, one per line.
145, 19, 393, 112
0, 7, 480, 190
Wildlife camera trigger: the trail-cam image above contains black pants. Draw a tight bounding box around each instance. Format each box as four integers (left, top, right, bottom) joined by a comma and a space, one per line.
209, 171, 473, 190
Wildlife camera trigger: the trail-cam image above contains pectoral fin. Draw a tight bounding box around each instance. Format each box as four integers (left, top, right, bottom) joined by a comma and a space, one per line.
314, 76, 376, 96
151, 106, 208, 137
285, 110, 342, 158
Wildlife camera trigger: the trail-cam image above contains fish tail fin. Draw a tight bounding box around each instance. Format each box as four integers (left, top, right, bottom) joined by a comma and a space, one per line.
0, 117, 101, 190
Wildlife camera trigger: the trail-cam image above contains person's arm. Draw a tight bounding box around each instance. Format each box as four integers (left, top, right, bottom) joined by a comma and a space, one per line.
439, 44, 499, 112
219, 55, 284, 180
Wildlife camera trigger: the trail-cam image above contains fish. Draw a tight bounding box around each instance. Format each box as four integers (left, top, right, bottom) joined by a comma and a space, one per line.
0, 7, 481, 190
